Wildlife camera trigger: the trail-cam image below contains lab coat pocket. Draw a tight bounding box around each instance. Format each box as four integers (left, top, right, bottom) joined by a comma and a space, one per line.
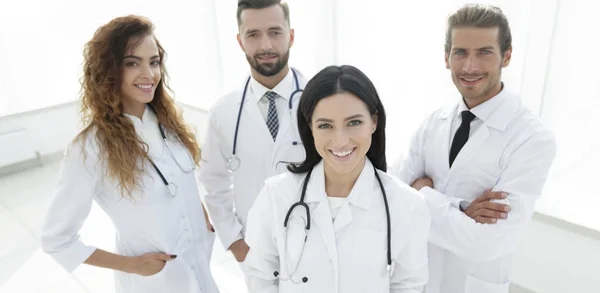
464, 274, 509, 293
131, 265, 168, 293
133, 258, 201, 293
460, 168, 499, 199
285, 133, 306, 161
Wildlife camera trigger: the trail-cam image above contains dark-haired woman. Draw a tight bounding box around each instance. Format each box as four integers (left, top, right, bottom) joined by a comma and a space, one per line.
243, 65, 430, 293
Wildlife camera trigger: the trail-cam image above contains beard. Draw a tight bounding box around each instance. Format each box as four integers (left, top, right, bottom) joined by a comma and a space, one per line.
246, 49, 290, 77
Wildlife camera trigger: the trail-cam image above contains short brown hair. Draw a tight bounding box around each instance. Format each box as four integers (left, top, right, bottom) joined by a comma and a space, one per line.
445, 4, 512, 54
237, 0, 290, 27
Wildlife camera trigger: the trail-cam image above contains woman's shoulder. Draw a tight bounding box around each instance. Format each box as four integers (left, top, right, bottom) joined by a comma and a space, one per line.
260, 170, 308, 203
249, 171, 307, 220
264, 170, 306, 191
378, 170, 427, 212
65, 126, 102, 161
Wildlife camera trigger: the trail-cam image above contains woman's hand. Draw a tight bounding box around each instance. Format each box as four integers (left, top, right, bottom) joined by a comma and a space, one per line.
127, 252, 176, 276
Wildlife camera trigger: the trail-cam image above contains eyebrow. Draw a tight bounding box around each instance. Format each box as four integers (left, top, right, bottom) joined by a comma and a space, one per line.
245, 26, 284, 35
453, 46, 496, 52
123, 55, 160, 60
315, 114, 365, 123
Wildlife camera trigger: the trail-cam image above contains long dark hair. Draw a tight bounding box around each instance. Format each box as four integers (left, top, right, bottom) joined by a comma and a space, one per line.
288, 65, 387, 173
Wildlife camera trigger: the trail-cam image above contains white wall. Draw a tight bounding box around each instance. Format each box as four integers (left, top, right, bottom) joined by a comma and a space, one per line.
1, 105, 598, 293
179, 104, 210, 146
0, 103, 80, 170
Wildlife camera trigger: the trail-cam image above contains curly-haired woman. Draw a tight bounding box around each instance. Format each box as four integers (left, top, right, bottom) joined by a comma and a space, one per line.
40, 15, 219, 293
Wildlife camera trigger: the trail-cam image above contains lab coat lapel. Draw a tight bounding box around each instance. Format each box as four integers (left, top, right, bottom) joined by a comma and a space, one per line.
447, 91, 519, 179
333, 204, 352, 233
433, 107, 454, 190
276, 102, 291, 141
237, 79, 274, 142
333, 159, 375, 232
447, 122, 491, 180
274, 68, 304, 144
304, 162, 339, 290
311, 201, 338, 266
241, 98, 272, 139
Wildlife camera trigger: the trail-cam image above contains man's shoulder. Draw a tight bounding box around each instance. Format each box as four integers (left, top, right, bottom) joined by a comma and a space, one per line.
505, 93, 555, 142
413, 103, 457, 133
211, 90, 242, 110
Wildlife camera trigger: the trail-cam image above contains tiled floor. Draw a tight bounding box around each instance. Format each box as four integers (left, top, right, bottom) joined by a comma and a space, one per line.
0, 161, 248, 293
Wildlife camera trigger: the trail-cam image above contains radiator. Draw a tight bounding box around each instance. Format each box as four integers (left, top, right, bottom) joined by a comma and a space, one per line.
0, 128, 37, 168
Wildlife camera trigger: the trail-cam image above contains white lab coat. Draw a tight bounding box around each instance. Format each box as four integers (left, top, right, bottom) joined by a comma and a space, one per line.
244, 159, 431, 293
198, 68, 308, 251
41, 108, 219, 293
390, 89, 556, 293
196, 183, 216, 261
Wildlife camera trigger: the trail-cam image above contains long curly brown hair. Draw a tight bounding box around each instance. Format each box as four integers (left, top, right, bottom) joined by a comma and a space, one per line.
76, 15, 200, 198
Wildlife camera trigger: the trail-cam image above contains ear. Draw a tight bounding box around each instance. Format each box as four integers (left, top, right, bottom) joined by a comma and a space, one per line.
502, 45, 512, 67
289, 28, 295, 49
371, 114, 378, 133
237, 34, 245, 52
445, 52, 450, 69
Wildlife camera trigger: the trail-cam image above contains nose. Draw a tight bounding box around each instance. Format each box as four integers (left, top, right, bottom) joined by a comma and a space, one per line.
141, 63, 155, 79
259, 35, 273, 51
462, 55, 480, 73
332, 128, 350, 148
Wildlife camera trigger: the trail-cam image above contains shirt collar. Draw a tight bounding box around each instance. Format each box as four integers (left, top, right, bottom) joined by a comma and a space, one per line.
249, 67, 294, 103
123, 105, 157, 126
456, 82, 516, 131
305, 158, 376, 210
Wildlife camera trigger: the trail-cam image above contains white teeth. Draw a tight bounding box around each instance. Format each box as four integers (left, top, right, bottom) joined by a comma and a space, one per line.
462, 77, 482, 82
136, 84, 152, 89
332, 149, 353, 157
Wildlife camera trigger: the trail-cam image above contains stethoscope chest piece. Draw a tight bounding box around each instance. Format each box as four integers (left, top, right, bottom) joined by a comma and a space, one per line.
228, 155, 241, 172
167, 182, 178, 197
387, 261, 396, 276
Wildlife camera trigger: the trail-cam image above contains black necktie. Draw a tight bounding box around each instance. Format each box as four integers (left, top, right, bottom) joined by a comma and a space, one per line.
449, 110, 476, 167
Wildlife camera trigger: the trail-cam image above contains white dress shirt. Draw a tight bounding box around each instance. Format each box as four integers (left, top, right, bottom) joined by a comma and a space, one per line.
251, 74, 290, 123
327, 197, 346, 222
449, 89, 506, 146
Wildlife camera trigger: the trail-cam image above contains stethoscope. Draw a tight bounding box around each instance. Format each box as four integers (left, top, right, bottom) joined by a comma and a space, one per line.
146, 107, 196, 197
227, 68, 303, 172
274, 164, 393, 284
